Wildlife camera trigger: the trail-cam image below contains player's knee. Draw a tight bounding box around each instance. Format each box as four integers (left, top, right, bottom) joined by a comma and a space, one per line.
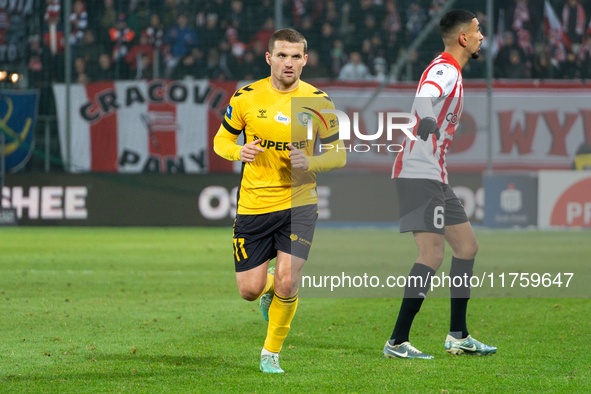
273, 275, 293, 298
238, 287, 262, 301
417, 248, 444, 270
455, 239, 478, 259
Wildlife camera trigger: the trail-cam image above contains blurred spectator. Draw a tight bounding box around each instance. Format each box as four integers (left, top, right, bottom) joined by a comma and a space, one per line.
207, 48, 224, 79
43, 0, 64, 56
504, 49, 528, 78
251, 0, 274, 33
77, 30, 105, 76
372, 57, 388, 81
172, 48, 207, 80
109, 14, 135, 78
370, 35, 387, 76
350, 0, 381, 38
428, 0, 445, 18
93, 53, 114, 81
495, 31, 526, 78
356, 15, 380, 51
43, 0, 65, 81
578, 35, 591, 79
302, 49, 330, 79
548, 33, 568, 77
322, 1, 340, 27
562, 0, 586, 49
69, 0, 88, 46
318, 22, 338, 71
405, 48, 424, 81
73, 56, 90, 83
298, 17, 318, 48
27, 35, 50, 87
251, 39, 269, 74
199, 13, 222, 55
44, 0, 61, 25
516, 29, 534, 57
405, 2, 427, 43
225, 0, 248, 43
240, 50, 264, 80
126, 0, 151, 35
226, 27, 246, 59
507, 0, 542, 41
251, 17, 275, 49
562, 51, 579, 78
162, 0, 180, 29
217, 39, 240, 80
292, 0, 312, 27
125, 32, 154, 77
98, 0, 117, 37
339, 51, 370, 80
164, 14, 199, 76
330, 39, 348, 78
531, 44, 553, 79
137, 53, 153, 79
382, 0, 402, 64
144, 13, 164, 49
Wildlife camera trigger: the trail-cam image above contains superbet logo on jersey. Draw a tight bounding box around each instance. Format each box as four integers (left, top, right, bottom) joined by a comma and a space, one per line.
305, 109, 418, 153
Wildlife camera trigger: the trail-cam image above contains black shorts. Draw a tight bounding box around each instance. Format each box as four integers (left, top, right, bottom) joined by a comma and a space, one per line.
395, 178, 468, 234
232, 204, 318, 272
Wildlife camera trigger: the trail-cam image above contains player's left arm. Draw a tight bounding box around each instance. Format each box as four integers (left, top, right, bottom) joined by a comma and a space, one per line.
415, 65, 459, 141
288, 140, 346, 172
290, 94, 346, 172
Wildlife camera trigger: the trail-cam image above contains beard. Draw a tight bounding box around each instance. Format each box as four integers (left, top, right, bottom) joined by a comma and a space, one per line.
471, 52, 480, 60
278, 73, 298, 87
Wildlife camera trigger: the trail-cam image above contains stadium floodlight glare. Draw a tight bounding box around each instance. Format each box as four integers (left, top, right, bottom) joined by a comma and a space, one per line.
0, 71, 6, 81
10, 73, 19, 83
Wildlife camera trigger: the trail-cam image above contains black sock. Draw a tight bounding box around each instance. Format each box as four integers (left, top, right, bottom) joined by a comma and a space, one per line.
391, 263, 436, 345
449, 257, 474, 338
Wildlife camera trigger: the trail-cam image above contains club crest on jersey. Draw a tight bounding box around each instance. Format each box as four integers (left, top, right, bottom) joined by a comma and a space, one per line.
274, 111, 291, 125
226, 105, 233, 120
297, 112, 312, 127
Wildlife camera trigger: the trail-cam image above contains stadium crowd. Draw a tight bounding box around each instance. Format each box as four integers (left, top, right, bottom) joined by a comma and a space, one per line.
28, 0, 591, 86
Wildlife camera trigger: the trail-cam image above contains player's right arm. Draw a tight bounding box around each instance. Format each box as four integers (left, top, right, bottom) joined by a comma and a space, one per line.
213, 93, 265, 162
213, 129, 265, 162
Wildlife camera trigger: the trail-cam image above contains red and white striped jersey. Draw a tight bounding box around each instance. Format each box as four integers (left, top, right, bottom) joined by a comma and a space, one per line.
392, 52, 463, 184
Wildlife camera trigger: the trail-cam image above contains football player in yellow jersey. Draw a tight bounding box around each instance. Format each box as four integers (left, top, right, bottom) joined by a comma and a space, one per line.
213, 28, 346, 373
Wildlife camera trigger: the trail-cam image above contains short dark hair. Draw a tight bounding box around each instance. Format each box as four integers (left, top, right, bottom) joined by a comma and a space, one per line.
439, 10, 476, 39
268, 28, 307, 54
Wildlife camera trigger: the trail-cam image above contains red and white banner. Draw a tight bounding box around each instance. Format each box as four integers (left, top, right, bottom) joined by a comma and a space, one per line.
55, 80, 591, 173
544, 0, 572, 52
54, 80, 238, 173
538, 171, 591, 228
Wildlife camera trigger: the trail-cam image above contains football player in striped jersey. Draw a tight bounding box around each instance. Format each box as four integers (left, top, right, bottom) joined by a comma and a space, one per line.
384, 10, 496, 359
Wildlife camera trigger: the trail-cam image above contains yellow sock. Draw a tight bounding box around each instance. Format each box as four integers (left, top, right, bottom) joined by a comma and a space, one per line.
257, 273, 275, 299
263, 292, 298, 353
264, 273, 275, 295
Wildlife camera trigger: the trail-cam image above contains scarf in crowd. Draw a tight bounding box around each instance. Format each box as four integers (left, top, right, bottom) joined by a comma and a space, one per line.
562, 2, 586, 36
512, 0, 530, 32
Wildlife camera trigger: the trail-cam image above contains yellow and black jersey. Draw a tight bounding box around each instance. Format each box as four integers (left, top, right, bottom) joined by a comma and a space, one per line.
213, 77, 346, 215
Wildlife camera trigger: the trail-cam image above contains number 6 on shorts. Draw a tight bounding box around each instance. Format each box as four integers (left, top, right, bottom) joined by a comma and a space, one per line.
433, 206, 445, 229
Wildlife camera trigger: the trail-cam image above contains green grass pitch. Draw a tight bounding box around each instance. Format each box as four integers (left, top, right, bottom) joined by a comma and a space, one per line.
1, 227, 590, 393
